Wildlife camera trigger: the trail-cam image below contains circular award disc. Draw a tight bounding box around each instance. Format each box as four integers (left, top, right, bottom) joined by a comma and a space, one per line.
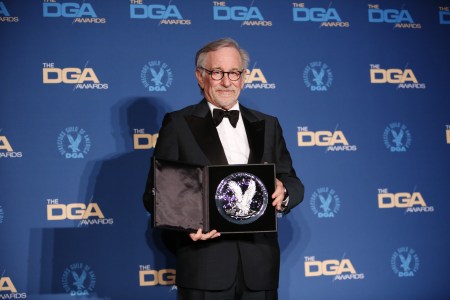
215, 172, 268, 225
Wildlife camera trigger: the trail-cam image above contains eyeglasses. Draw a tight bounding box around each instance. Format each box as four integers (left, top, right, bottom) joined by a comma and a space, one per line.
198, 67, 244, 81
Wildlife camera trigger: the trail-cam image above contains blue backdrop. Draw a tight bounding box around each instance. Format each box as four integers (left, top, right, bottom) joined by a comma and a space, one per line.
1, 0, 449, 299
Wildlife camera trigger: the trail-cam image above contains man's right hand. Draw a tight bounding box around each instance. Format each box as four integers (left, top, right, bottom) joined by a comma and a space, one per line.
189, 228, 221, 241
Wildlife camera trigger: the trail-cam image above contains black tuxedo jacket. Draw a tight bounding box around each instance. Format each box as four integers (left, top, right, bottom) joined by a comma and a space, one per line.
143, 99, 304, 291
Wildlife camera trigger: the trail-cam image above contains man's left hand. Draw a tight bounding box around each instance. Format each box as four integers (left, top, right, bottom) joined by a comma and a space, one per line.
272, 178, 286, 211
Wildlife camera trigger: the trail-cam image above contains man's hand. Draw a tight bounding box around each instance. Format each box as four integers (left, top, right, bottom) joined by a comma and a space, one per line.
189, 228, 221, 241
272, 178, 287, 211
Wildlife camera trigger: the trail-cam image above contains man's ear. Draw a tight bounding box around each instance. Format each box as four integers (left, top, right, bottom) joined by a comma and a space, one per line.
195, 69, 204, 89
240, 69, 248, 89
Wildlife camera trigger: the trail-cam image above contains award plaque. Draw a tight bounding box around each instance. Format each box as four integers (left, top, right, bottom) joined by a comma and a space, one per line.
153, 159, 277, 234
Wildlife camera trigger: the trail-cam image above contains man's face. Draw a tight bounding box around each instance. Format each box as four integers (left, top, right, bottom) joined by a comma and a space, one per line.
196, 47, 245, 110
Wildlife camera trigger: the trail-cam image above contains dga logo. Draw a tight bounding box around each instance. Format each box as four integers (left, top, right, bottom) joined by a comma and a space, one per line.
133, 129, 158, 150
368, 4, 421, 29
304, 256, 364, 280
141, 60, 173, 92
57, 126, 91, 159
377, 189, 434, 213
383, 123, 412, 152
139, 265, 176, 287
439, 6, 450, 24
212, 2, 272, 26
244, 67, 276, 89
130, 2, 191, 25
43, 63, 108, 90
0, 273, 27, 299
0, 206, 4, 224
303, 62, 333, 92
310, 187, 340, 218
446, 125, 450, 144
0, 130, 23, 158
370, 64, 425, 89
61, 263, 96, 296
391, 247, 419, 277
0, 1, 19, 22
42, 1, 106, 23
292, 3, 349, 27
297, 126, 357, 151
46, 198, 114, 225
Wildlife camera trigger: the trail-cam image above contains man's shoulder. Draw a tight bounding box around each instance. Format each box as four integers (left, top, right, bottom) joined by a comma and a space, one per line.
240, 104, 278, 122
166, 101, 205, 118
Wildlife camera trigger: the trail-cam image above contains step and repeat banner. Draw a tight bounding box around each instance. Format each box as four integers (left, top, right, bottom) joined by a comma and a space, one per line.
1, 0, 449, 299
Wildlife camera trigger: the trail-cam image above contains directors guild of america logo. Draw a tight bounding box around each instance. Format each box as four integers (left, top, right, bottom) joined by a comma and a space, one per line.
61, 263, 96, 296
303, 61, 333, 92
57, 126, 91, 159
391, 247, 420, 278
383, 123, 412, 152
0, 205, 4, 224
141, 60, 173, 92
310, 187, 341, 218
215, 172, 268, 225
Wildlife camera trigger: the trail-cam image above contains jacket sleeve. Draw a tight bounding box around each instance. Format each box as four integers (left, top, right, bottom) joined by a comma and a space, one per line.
273, 118, 304, 214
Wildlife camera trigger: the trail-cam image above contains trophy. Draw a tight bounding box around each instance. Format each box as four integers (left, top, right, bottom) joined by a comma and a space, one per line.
153, 159, 277, 234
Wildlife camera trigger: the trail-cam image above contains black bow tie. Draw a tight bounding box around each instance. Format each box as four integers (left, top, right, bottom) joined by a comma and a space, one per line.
212, 109, 240, 128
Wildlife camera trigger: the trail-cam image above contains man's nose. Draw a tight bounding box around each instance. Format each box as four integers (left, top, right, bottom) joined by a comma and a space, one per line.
220, 74, 232, 87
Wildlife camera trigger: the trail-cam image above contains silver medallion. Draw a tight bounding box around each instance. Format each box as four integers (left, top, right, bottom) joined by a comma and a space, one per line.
215, 172, 268, 224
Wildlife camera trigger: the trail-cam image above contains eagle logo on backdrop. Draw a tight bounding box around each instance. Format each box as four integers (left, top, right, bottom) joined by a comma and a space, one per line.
215, 172, 268, 224
62, 263, 96, 296
303, 61, 333, 92
383, 123, 412, 152
141, 60, 173, 92
0, 205, 4, 224
391, 247, 420, 278
310, 187, 341, 218
57, 127, 91, 159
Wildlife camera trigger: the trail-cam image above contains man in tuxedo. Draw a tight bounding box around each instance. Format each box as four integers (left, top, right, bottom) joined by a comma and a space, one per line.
143, 38, 304, 300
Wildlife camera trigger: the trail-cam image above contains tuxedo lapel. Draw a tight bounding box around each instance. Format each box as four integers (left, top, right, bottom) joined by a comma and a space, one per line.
184, 100, 228, 165
240, 105, 265, 164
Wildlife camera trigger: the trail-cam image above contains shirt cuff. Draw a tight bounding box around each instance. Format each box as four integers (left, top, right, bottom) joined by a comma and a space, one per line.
279, 188, 289, 211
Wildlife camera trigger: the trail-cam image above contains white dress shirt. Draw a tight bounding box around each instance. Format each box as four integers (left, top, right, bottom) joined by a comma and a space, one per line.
207, 102, 250, 165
